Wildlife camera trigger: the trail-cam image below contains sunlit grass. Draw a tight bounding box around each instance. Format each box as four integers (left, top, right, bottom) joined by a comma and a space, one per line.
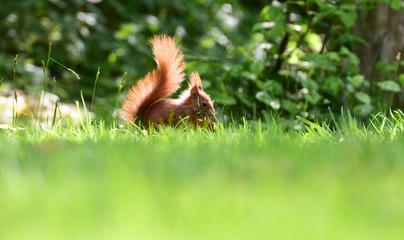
1, 110, 404, 240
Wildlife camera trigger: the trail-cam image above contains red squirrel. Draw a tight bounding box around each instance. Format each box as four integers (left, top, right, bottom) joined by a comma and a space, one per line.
122, 35, 216, 130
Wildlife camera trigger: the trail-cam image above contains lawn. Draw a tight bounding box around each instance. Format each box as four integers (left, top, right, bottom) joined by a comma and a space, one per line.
1, 112, 404, 240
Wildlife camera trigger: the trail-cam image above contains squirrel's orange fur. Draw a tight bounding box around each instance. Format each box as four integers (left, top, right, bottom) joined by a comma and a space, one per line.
122, 35, 215, 129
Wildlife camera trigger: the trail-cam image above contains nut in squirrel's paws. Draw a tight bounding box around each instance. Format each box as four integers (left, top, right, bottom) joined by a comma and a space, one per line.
209, 120, 217, 131
203, 118, 216, 131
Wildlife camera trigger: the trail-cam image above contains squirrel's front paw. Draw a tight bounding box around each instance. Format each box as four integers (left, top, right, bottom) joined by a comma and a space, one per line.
208, 120, 216, 131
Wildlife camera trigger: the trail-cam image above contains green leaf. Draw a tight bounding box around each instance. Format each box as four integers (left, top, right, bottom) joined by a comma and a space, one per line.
241, 71, 257, 81
354, 104, 373, 116
265, 80, 283, 95
281, 99, 297, 113
215, 95, 237, 105
335, 5, 357, 28
260, 4, 284, 21
305, 32, 322, 52
254, 79, 266, 90
326, 52, 340, 62
302, 79, 319, 91
210, 89, 237, 106
270, 24, 286, 38
255, 91, 272, 105
300, 53, 318, 61
305, 92, 322, 105
187, 61, 210, 75
260, 5, 271, 18
377, 80, 402, 92
253, 22, 275, 31
249, 61, 265, 75
348, 75, 365, 88
255, 91, 281, 110
376, 61, 396, 75
388, 0, 403, 10
355, 92, 371, 105
399, 74, 404, 86
200, 38, 215, 49
237, 93, 254, 107
323, 76, 343, 97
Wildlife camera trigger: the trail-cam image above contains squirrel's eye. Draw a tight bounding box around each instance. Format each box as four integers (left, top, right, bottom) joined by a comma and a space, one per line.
202, 102, 208, 108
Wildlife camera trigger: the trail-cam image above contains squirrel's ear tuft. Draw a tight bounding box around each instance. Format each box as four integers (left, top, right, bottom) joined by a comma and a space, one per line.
190, 72, 203, 89
191, 85, 199, 99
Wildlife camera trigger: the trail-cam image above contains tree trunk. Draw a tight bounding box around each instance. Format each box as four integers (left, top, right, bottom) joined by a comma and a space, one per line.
353, 4, 404, 109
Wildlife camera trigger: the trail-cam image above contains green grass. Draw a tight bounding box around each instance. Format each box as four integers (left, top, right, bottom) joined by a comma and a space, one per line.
1, 111, 404, 240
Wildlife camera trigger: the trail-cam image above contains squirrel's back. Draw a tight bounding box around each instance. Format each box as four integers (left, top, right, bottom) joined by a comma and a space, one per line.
122, 35, 185, 122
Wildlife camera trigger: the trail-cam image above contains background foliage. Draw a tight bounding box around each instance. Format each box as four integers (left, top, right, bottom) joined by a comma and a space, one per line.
1, 0, 403, 125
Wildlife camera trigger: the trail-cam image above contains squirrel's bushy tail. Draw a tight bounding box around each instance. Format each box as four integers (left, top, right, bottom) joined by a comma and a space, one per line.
122, 35, 185, 122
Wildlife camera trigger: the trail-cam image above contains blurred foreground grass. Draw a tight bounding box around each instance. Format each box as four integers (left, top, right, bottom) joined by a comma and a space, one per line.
1, 115, 404, 240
